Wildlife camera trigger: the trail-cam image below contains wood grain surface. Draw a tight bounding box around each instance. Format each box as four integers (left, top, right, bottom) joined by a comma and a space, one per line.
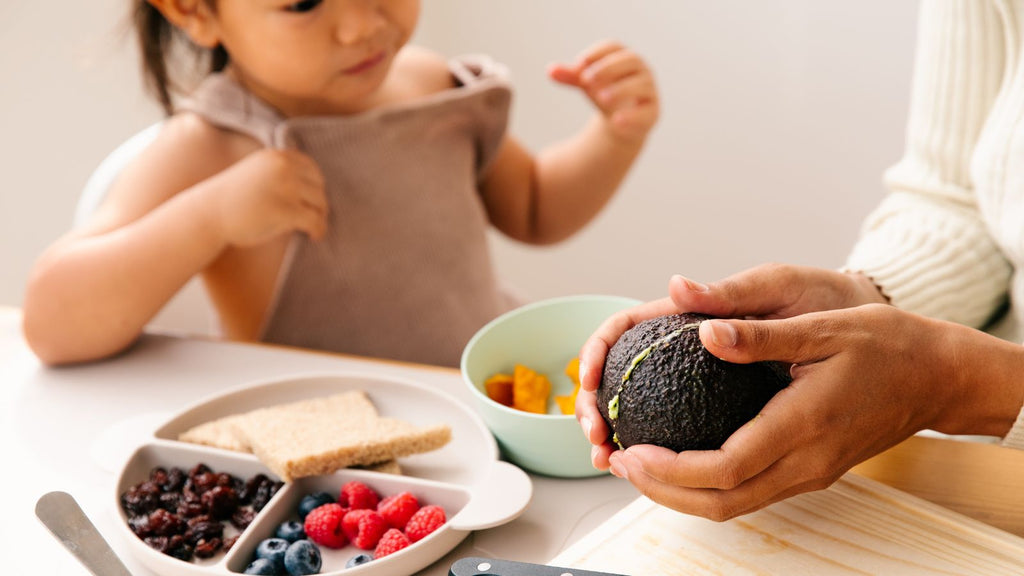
550, 473, 1024, 575
851, 435, 1024, 538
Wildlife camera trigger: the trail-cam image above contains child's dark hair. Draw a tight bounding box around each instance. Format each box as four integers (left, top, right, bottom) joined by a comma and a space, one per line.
134, 1, 229, 115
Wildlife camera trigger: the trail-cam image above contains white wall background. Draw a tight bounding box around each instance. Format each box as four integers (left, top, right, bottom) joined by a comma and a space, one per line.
0, 1, 918, 334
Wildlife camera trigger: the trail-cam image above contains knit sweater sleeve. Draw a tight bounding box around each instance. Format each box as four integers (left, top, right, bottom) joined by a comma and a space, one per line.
845, 0, 1012, 329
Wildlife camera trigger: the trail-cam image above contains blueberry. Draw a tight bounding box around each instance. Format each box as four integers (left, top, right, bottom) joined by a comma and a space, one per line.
255, 537, 289, 569
345, 553, 373, 568
284, 540, 321, 576
243, 558, 280, 575
274, 520, 306, 543
298, 492, 335, 520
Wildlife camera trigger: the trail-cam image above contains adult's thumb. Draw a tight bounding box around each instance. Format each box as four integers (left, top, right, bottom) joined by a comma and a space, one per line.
698, 316, 830, 366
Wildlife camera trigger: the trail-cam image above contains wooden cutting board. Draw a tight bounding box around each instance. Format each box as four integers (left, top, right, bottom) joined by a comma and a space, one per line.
550, 473, 1024, 575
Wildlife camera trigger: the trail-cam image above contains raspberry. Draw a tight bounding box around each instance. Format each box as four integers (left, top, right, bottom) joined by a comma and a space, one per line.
303, 503, 348, 548
339, 481, 380, 510
373, 528, 411, 559
377, 491, 420, 531
352, 511, 388, 550
404, 505, 446, 543
339, 508, 369, 542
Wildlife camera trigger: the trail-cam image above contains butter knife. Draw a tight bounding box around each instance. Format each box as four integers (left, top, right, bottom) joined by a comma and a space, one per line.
35, 491, 133, 576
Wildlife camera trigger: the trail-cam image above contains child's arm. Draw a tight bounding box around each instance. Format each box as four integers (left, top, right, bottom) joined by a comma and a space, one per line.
22, 115, 326, 365
481, 40, 659, 244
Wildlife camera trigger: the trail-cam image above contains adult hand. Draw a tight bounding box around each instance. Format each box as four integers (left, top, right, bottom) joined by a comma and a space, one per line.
548, 40, 660, 143
202, 148, 328, 248
601, 304, 987, 520
576, 265, 887, 469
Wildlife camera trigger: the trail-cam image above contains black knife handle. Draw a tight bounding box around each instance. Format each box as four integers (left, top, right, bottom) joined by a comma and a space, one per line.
449, 557, 628, 576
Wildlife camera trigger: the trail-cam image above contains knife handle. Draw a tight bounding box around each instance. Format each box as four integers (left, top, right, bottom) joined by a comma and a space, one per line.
449, 557, 627, 576
35, 491, 135, 576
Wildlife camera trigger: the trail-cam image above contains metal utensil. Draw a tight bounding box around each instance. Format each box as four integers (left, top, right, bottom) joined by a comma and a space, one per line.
449, 557, 627, 576
35, 491, 134, 576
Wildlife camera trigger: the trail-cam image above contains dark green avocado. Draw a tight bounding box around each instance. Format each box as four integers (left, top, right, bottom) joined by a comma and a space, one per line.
597, 313, 791, 452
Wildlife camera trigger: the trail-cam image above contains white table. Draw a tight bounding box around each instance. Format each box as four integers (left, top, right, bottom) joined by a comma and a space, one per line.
1, 308, 637, 575
10, 307, 1024, 576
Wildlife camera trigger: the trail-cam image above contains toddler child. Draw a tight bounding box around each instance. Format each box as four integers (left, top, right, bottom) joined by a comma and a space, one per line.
23, 0, 659, 367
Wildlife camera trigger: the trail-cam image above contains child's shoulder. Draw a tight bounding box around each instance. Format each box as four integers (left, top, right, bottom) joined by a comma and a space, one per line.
162, 111, 261, 158
108, 112, 260, 209
143, 112, 261, 177
390, 46, 459, 99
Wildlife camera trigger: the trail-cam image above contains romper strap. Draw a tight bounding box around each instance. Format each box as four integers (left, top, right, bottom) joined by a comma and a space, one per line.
176, 73, 284, 148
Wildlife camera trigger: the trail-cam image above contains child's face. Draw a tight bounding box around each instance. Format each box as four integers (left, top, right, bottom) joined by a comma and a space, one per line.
211, 0, 420, 115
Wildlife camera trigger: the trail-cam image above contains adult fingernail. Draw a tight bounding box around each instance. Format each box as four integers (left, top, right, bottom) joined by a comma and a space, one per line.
578, 361, 589, 386
591, 445, 601, 464
708, 320, 738, 347
581, 417, 593, 439
609, 453, 629, 479
678, 275, 708, 292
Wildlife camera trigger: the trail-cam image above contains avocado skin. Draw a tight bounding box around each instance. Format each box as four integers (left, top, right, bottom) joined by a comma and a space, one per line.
597, 313, 791, 452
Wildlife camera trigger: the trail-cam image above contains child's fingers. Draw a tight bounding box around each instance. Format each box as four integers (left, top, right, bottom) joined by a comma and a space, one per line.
547, 63, 583, 87
595, 75, 658, 111
580, 49, 648, 89
574, 39, 627, 69
296, 201, 328, 241
611, 104, 659, 135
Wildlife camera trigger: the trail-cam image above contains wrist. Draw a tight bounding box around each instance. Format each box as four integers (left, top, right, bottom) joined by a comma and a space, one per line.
842, 269, 890, 306
593, 114, 648, 151
932, 322, 1024, 437
182, 181, 231, 253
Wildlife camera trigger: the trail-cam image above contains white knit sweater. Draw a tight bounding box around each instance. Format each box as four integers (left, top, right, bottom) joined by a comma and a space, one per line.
845, 0, 1024, 449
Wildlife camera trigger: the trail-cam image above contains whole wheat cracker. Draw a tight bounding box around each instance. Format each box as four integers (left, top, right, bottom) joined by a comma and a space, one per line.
178, 414, 252, 452
175, 390, 432, 478
177, 391, 381, 451
230, 391, 451, 481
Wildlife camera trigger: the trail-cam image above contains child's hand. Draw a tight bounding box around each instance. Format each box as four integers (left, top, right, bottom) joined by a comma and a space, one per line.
206, 149, 328, 247
549, 40, 660, 143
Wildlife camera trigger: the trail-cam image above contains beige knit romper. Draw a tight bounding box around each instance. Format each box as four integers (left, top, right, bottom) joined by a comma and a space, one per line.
179, 57, 516, 367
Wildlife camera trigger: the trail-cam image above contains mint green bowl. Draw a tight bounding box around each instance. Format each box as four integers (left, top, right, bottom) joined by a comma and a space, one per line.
460, 294, 641, 478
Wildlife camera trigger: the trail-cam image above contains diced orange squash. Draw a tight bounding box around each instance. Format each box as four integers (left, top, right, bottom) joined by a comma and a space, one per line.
554, 357, 582, 415
512, 364, 551, 414
565, 357, 580, 383
554, 387, 577, 415
484, 373, 515, 407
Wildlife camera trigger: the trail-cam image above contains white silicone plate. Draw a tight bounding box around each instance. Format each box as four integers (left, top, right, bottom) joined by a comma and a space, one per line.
113, 372, 533, 576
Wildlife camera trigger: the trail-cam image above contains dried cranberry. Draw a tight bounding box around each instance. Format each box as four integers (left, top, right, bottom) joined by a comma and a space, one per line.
149, 467, 168, 487
251, 479, 281, 512
189, 463, 212, 478
128, 515, 152, 538
185, 516, 223, 544
164, 467, 186, 492
143, 533, 191, 559
164, 534, 193, 562
239, 474, 268, 504
123, 464, 274, 564
177, 501, 205, 519
148, 508, 185, 537
121, 483, 161, 516
144, 535, 169, 553
201, 485, 238, 520
158, 492, 181, 512
230, 507, 256, 531
192, 537, 221, 559
190, 472, 218, 495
